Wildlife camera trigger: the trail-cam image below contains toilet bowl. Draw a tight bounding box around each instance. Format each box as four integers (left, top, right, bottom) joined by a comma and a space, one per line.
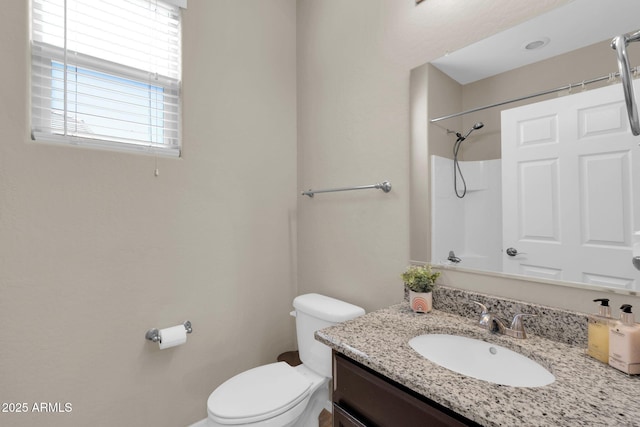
196, 294, 365, 427
207, 363, 326, 427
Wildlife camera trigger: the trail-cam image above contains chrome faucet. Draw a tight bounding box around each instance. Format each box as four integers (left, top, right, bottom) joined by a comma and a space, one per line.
472, 301, 536, 339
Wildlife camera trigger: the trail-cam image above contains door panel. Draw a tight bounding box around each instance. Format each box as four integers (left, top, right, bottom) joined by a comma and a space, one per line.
502, 81, 640, 290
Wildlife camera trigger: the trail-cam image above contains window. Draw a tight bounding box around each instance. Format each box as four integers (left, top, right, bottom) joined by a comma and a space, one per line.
31, 0, 185, 157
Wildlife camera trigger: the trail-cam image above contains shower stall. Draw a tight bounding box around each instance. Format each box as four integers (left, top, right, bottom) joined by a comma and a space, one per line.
430, 155, 502, 272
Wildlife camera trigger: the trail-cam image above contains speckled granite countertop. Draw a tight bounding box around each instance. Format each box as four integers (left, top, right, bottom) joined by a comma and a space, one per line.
316, 303, 640, 427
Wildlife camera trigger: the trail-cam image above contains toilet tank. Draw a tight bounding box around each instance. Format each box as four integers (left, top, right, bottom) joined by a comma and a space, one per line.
292, 293, 365, 378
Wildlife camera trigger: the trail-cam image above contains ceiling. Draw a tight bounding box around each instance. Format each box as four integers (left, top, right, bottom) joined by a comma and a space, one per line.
431, 0, 640, 84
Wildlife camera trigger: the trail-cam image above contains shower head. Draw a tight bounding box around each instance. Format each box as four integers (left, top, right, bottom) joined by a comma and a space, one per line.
457, 122, 484, 141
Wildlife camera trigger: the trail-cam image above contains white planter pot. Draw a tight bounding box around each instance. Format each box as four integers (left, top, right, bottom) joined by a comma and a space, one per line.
409, 290, 433, 313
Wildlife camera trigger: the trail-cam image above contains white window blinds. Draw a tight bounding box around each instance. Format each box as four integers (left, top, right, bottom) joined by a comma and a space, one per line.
31, 0, 183, 157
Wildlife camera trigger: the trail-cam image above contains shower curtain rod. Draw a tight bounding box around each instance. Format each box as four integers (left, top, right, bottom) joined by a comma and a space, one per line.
429, 67, 638, 123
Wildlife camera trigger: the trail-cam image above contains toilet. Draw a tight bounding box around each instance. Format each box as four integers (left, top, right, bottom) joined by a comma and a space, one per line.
198, 293, 365, 427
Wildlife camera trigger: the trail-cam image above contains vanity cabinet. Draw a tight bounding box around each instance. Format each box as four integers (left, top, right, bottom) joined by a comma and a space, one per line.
332, 351, 479, 427
333, 404, 367, 427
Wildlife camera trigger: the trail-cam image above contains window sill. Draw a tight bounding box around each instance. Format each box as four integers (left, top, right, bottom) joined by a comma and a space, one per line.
31, 133, 181, 158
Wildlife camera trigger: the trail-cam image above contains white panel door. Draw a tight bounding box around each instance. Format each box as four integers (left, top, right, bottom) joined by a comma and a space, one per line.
501, 81, 640, 290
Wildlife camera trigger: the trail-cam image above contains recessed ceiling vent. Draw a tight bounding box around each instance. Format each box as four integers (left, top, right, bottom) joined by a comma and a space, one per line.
523, 37, 550, 51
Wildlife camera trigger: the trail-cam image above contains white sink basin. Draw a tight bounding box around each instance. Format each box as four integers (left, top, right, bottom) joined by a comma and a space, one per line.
408, 334, 555, 387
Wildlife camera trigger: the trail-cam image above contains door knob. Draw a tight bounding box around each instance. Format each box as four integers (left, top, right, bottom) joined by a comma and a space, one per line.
505, 247, 526, 257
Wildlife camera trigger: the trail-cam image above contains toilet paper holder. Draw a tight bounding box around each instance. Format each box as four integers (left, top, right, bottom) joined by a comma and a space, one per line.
145, 321, 193, 343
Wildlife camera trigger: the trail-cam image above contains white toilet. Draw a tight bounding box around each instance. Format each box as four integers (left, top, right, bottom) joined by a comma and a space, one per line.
199, 293, 365, 427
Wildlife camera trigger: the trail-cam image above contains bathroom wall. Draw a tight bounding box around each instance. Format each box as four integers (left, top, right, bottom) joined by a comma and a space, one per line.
296, 0, 571, 311
0, 1, 296, 426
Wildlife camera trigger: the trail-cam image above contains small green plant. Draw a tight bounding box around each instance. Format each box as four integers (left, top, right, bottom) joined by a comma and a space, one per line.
401, 265, 440, 293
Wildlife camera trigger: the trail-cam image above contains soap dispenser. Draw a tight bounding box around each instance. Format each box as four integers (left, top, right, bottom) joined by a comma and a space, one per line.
609, 304, 640, 375
587, 298, 612, 363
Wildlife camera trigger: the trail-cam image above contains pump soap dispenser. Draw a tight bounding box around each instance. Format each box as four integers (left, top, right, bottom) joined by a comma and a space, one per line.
609, 304, 640, 375
587, 298, 612, 363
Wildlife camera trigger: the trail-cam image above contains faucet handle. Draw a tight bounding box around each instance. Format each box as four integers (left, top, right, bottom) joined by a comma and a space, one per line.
472, 301, 492, 328
509, 313, 536, 338
471, 300, 488, 314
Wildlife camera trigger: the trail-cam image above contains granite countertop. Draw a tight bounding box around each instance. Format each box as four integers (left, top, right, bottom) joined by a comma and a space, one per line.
316, 303, 640, 427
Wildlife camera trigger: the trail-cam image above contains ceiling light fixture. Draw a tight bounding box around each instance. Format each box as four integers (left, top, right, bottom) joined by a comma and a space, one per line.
523, 37, 550, 51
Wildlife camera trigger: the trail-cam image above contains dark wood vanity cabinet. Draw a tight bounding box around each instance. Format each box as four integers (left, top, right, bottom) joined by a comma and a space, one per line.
333, 404, 367, 427
332, 351, 480, 427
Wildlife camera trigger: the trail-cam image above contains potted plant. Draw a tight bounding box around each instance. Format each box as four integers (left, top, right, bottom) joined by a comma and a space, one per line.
401, 265, 440, 313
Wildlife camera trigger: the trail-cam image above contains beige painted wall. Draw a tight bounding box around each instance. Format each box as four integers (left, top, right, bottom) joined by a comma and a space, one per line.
297, 0, 570, 312
0, 1, 296, 426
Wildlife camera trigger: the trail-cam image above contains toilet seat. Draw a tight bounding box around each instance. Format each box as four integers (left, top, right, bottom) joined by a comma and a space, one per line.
207, 362, 311, 425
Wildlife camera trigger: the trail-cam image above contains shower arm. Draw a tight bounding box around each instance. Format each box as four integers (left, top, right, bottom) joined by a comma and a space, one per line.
612, 30, 640, 136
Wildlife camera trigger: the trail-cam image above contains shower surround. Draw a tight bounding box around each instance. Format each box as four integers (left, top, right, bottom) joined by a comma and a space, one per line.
431, 155, 502, 271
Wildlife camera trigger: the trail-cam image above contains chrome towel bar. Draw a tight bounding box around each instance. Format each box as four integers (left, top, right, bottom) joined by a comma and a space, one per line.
301, 181, 392, 198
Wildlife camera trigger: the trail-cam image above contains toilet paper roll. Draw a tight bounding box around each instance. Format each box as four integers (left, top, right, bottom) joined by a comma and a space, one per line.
158, 325, 187, 350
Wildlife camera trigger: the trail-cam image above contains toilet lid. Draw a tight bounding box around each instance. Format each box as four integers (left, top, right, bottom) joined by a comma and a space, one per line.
207, 362, 311, 424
